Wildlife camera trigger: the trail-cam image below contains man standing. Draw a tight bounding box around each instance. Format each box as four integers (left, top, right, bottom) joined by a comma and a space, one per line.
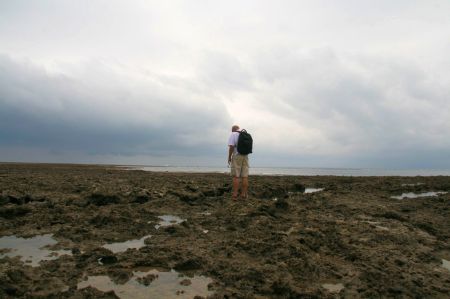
227, 125, 249, 199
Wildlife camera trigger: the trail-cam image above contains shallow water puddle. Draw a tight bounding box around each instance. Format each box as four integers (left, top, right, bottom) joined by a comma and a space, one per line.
0, 234, 71, 267
102, 235, 152, 253
305, 188, 324, 194
375, 225, 389, 231
364, 221, 389, 231
322, 283, 344, 293
154, 215, 185, 229
401, 183, 424, 186
442, 259, 450, 272
391, 191, 447, 199
77, 269, 213, 299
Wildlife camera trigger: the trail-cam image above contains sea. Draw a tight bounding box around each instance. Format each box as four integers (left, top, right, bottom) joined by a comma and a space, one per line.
120, 165, 450, 177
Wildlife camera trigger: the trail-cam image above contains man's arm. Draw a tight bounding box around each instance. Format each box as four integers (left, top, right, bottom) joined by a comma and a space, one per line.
228, 145, 234, 165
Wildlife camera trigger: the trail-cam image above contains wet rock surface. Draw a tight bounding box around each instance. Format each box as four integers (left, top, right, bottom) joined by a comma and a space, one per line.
0, 163, 450, 298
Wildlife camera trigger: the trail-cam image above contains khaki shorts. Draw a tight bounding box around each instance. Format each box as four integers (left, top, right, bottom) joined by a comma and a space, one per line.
231, 154, 249, 178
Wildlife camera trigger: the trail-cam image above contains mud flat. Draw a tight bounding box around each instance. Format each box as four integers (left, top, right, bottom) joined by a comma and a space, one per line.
1, 163, 450, 298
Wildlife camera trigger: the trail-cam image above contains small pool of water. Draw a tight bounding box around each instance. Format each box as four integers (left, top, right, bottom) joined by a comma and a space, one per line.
0, 234, 72, 267
154, 215, 185, 230
322, 283, 344, 293
102, 235, 152, 253
364, 221, 389, 231
442, 259, 450, 272
305, 188, 325, 194
391, 191, 447, 199
77, 269, 212, 299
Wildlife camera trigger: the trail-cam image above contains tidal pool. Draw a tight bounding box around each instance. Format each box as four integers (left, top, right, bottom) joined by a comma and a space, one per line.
154, 215, 185, 229
102, 235, 152, 253
0, 234, 71, 267
391, 191, 447, 199
322, 283, 344, 293
364, 221, 389, 231
442, 259, 450, 272
77, 269, 213, 299
305, 188, 324, 194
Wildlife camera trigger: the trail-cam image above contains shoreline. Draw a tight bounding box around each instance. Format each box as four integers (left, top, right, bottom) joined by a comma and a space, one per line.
3, 162, 450, 177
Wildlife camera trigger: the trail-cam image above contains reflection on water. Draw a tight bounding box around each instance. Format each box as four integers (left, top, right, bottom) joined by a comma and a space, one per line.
102, 235, 151, 253
442, 259, 450, 272
0, 234, 71, 267
322, 283, 344, 293
304, 188, 324, 194
391, 191, 447, 199
154, 215, 185, 229
77, 269, 212, 299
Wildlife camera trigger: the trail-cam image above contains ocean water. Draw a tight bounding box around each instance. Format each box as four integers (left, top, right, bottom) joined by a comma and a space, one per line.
120, 166, 450, 177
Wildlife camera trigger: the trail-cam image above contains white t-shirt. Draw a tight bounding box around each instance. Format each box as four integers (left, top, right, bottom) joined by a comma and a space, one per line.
228, 131, 240, 155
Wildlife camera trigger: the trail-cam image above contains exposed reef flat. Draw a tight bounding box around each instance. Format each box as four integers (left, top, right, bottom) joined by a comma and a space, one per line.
1, 163, 450, 298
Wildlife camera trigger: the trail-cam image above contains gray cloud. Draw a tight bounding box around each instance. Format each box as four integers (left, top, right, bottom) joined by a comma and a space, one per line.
0, 55, 231, 158
252, 49, 450, 155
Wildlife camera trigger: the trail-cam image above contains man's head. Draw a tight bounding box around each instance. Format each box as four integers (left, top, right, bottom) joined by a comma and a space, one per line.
232, 125, 240, 132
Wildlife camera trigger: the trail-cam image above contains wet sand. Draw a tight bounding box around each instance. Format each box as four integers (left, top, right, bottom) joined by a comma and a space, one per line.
1, 163, 450, 298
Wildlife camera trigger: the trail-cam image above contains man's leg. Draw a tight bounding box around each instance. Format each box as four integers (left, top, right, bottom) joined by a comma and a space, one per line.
232, 177, 240, 199
231, 155, 242, 199
240, 155, 249, 198
241, 177, 248, 198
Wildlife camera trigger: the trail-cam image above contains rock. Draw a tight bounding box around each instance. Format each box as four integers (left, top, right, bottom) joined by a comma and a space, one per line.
98, 255, 118, 265
180, 279, 192, 286
87, 193, 120, 206
108, 269, 132, 284
176, 191, 204, 203
71, 248, 81, 255
137, 274, 158, 286
0, 206, 31, 218
292, 183, 306, 192
0, 193, 10, 205
164, 226, 178, 234
131, 189, 153, 203
174, 258, 203, 271
375, 211, 406, 222
8, 194, 33, 205
185, 185, 199, 192
133, 195, 151, 203
275, 198, 289, 210
7, 269, 25, 282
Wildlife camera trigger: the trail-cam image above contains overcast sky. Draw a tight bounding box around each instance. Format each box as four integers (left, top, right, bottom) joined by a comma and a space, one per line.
1, 0, 450, 168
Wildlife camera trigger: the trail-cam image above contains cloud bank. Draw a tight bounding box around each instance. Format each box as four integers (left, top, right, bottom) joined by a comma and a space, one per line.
0, 55, 231, 162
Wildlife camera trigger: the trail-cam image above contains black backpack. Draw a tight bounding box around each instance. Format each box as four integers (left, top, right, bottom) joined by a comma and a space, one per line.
237, 129, 253, 155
